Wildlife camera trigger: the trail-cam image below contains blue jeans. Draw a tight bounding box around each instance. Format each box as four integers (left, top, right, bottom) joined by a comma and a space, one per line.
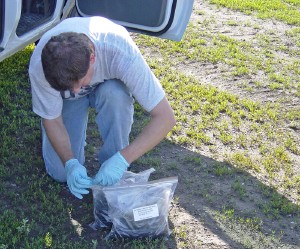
42, 79, 134, 182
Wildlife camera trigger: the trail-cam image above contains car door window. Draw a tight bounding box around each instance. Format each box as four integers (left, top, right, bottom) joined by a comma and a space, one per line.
76, 0, 174, 32
16, 0, 56, 36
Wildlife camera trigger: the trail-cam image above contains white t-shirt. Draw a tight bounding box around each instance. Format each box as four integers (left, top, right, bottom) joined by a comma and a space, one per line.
29, 16, 165, 119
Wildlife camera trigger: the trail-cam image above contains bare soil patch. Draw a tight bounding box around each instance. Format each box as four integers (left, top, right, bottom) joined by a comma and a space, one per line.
185, 0, 300, 108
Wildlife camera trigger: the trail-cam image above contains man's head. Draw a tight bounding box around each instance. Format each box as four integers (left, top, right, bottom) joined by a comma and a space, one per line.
41, 32, 95, 92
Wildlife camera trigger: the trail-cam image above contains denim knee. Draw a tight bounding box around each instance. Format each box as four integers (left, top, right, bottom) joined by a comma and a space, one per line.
92, 79, 134, 111
90, 79, 134, 163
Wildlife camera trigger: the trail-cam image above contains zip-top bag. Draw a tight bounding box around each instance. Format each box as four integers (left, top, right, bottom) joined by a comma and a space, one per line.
90, 168, 155, 230
103, 176, 178, 239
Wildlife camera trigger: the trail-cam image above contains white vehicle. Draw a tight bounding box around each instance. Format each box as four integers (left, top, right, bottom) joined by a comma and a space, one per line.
0, 0, 194, 62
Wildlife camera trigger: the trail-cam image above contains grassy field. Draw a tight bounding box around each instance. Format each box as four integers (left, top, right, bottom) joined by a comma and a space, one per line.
0, 0, 299, 248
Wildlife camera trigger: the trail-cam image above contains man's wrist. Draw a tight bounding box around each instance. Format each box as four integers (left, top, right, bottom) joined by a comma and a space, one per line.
117, 151, 129, 167
119, 149, 133, 165
63, 153, 75, 166
65, 158, 78, 168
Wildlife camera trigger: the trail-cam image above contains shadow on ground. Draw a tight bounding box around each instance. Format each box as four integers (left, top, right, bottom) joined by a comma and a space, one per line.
66, 135, 300, 249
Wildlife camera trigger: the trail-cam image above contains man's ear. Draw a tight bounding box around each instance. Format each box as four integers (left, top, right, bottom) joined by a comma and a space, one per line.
90, 53, 95, 64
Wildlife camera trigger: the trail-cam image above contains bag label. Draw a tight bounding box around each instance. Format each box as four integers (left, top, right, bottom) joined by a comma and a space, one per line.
133, 204, 159, 222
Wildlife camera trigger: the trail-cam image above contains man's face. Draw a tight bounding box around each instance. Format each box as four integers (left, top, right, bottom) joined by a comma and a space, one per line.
72, 53, 95, 93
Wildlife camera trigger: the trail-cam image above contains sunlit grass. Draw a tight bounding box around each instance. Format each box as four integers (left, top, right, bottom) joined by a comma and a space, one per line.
136, 58, 299, 194
134, 13, 300, 199
135, 22, 299, 98
209, 0, 300, 26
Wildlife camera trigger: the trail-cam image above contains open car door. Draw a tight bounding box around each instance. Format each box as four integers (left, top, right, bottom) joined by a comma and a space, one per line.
75, 0, 194, 41
0, 0, 194, 62
0, 0, 71, 62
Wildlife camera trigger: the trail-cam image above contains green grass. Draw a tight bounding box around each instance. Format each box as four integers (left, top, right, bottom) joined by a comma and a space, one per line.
1, 0, 300, 248
135, 24, 300, 98
209, 0, 300, 26
142, 62, 298, 187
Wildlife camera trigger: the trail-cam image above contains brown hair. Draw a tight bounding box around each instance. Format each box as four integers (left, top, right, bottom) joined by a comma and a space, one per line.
41, 32, 94, 91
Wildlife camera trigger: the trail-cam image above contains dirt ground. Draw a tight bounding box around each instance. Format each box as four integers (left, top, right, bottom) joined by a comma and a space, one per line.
70, 1, 300, 248
184, 0, 300, 108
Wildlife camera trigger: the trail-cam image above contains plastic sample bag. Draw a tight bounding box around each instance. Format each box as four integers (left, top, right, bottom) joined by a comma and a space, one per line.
90, 168, 155, 230
103, 176, 178, 239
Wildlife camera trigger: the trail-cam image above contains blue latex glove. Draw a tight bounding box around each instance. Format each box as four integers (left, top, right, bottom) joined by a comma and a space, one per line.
93, 152, 129, 186
65, 159, 93, 199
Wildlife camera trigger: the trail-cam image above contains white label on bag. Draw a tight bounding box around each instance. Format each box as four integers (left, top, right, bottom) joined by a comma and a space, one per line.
133, 204, 159, 222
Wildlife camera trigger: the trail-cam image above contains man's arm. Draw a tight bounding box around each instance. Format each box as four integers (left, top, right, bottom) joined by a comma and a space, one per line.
43, 116, 92, 199
92, 96, 176, 186
42, 116, 73, 165
120, 96, 176, 164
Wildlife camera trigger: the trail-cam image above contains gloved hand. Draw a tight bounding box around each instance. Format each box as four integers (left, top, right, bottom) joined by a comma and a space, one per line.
93, 151, 129, 186
65, 159, 93, 199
